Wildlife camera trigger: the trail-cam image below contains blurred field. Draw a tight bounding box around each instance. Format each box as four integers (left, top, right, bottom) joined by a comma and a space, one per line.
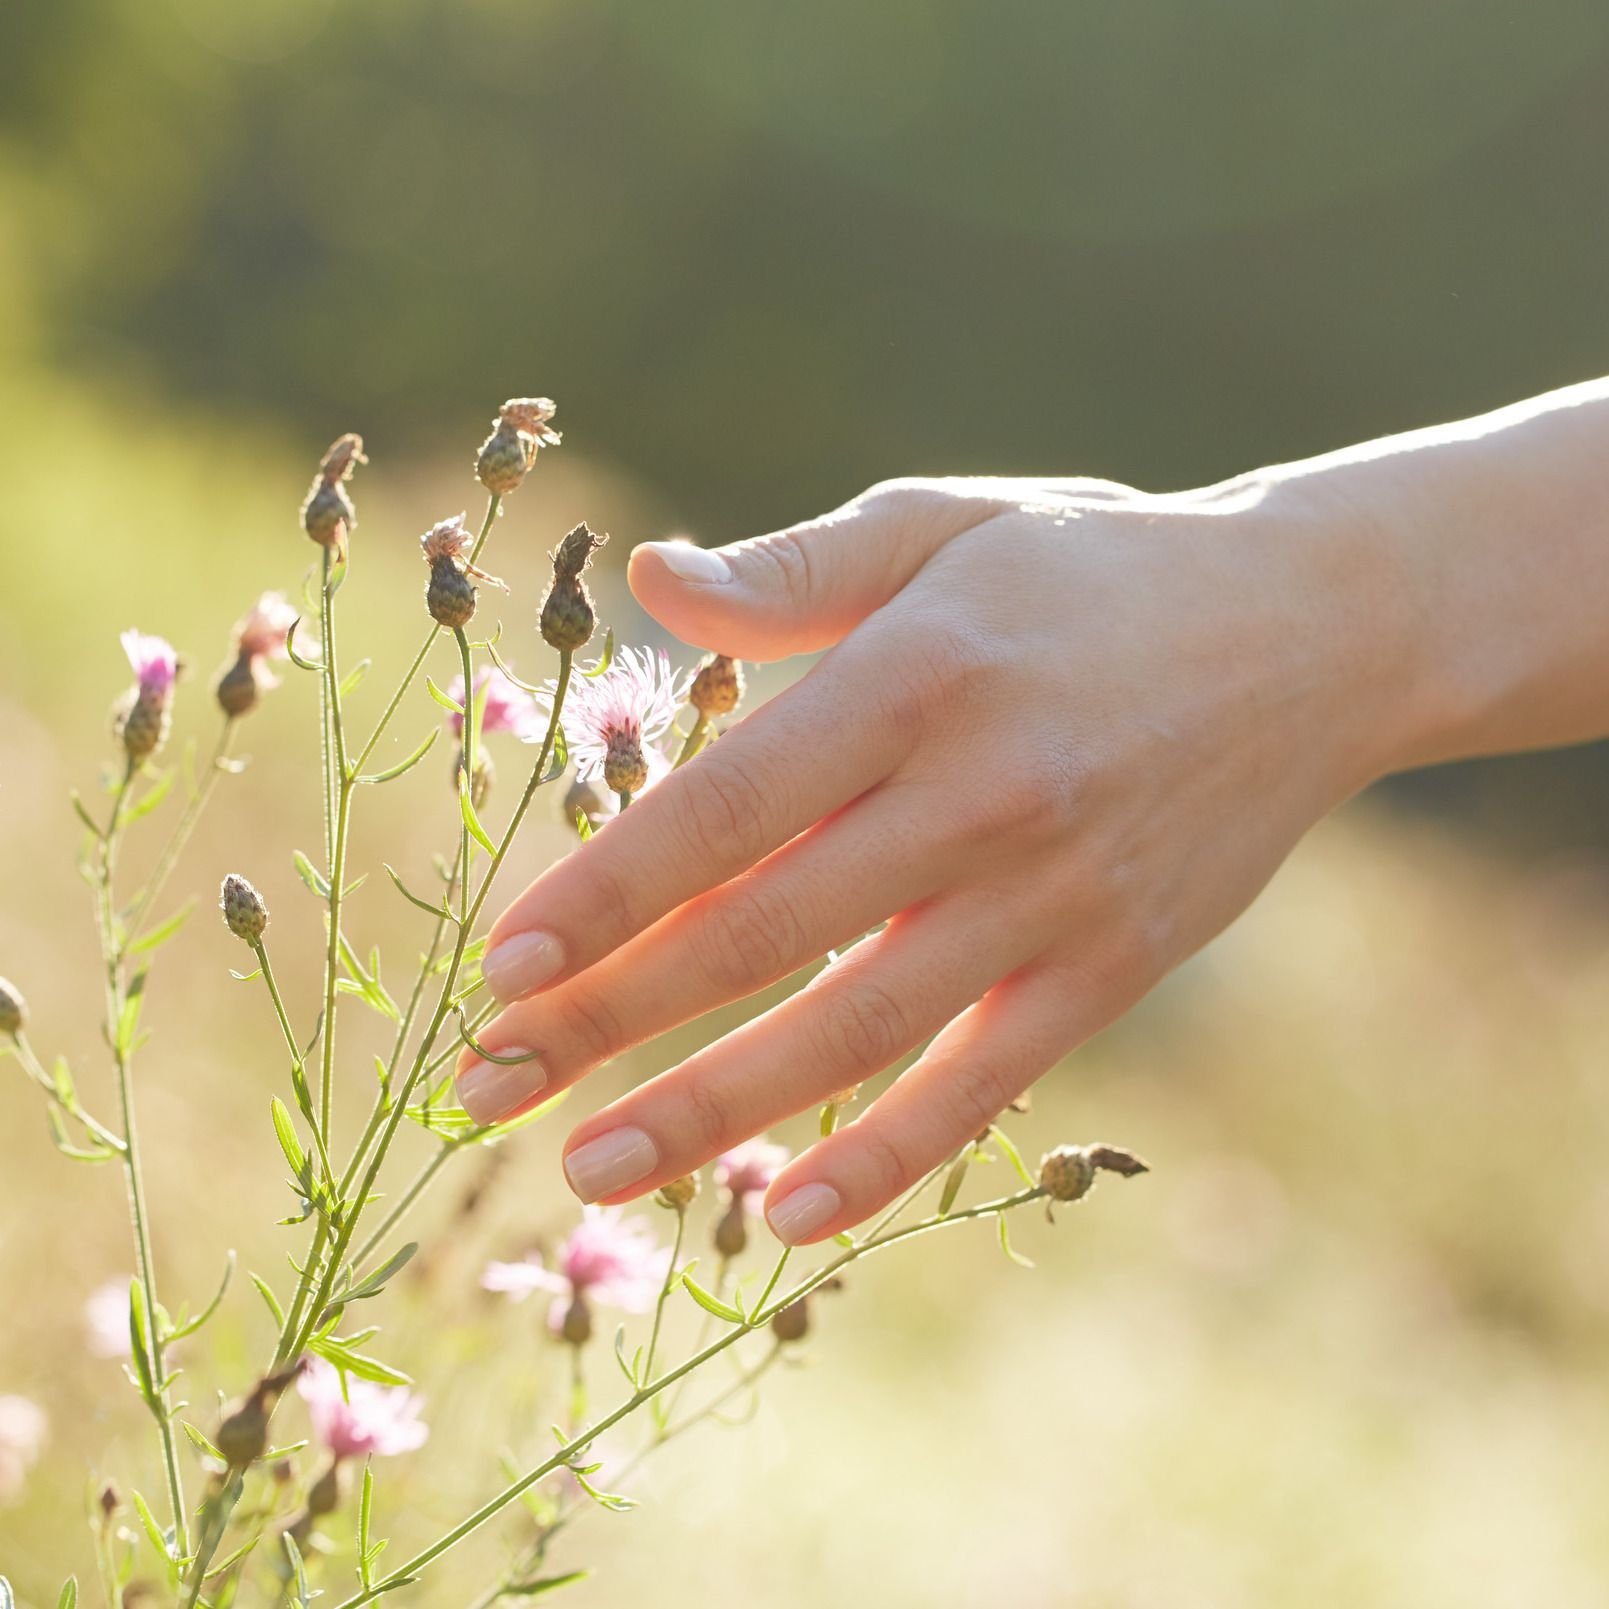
7, 2, 1609, 1603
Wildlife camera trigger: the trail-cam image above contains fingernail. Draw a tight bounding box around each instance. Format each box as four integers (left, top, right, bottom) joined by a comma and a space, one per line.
766, 1182, 842, 1245
642, 541, 731, 586
456, 1051, 545, 1127
482, 930, 565, 1002
564, 1126, 658, 1201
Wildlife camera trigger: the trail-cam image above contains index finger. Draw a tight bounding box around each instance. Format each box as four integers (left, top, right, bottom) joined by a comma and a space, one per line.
481, 643, 908, 1003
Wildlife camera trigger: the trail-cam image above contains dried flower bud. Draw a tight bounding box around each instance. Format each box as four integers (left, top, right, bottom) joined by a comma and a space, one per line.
1038, 1142, 1150, 1204
427, 554, 478, 629
306, 1457, 345, 1518
713, 1197, 749, 1260
97, 1480, 121, 1520
541, 579, 595, 653
215, 1363, 302, 1469
559, 1293, 593, 1347
656, 1174, 701, 1212
602, 733, 648, 797
214, 650, 266, 718
770, 1296, 811, 1345
0, 975, 27, 1037
301, 433, 366, 548
552, 521, 605, 583
688, 654, 744, 718
476, 398, 560, 495
220, 875, 269, 944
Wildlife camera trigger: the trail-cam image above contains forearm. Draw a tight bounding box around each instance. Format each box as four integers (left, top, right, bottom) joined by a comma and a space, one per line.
1262, 375, 1609, 774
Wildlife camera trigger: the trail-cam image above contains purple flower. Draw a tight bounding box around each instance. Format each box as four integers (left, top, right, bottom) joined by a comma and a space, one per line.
716, 1138, 790, 1203
85, 1279, 132, 1359
446, 666, 543, 742
233, 593, 297, 663
536, 647, 682, 789
120, 629, 178, 695
0, 1394, 46, 1504
483, 1206, 671, 1327
297, 1359, 429, 1461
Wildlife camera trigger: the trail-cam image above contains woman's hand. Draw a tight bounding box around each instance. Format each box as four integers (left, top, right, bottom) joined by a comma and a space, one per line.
456, 467, 1423, 1243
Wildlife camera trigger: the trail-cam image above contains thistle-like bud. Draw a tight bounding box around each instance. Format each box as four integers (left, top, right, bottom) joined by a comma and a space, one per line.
602, 734, 648, 797
1038, 1142, 1150, 1204
306, 1457, 345, 1518
539, 521, 607, 654
713, 1197, 748, 1260
220, 875, 269, 945
215, 1363, 302, 1470
770, 1296, 811, 1345
688, 654, 744, 718
476, 398, 560, 496
301, 433, 366, 548
656, 1174, 701, 1212
559, 1293, 593, 1347
214, 650, 265, 718
114, 685, 173, 764
427, 554, 478, 628
0, 975, 27, 1036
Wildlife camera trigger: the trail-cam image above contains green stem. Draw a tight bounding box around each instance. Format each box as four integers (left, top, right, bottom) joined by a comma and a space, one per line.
126, 719, 238, 944
96, 760, 189, 1554
642, 1210, 686, 1385
333, 1188, 1043, 1607
349, 1142, 456, 1274
8, 1029, 124, 1151
254, 941, 334, 1184
319, 549, 353, 1152
674, 712, 710, 769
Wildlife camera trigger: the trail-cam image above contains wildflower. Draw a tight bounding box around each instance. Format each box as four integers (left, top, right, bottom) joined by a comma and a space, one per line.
538, 521, 606, 652
297, 1359, 428, 1461
656, 1174, 701, 1212
540, 645, 681, 798
713, 1137, 789, 1259
688, 653, 745, 718
0, 976, 25, 1037
476, 397, 561, 496
1038, 1143, 1150, 1205
300, 432, 366, 549
220, 874, 269, 944
114, 630, 178, 763
0, 1394, 46, 1504
85, 1278, 132, 1359
421, 513, 507, 630
483, 1205, 671, 1345
215, 592, 297, 718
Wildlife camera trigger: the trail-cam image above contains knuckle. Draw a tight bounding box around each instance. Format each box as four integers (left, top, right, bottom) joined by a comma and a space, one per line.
932, 1059, 1014, 1142
552, 986, 628, 1068
851, 1123, 921, 1202
687, 881, 809, 996
810, 976, 911, 1077
674, 1069, 731, 1158
745, 528, 817, 611
677, 755, 775, 872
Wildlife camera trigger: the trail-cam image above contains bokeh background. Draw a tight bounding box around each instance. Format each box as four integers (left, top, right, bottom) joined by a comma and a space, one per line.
5, 2, 1609, 1605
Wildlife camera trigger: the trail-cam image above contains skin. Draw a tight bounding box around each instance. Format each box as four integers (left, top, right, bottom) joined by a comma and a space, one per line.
459, 375, 1609, 1244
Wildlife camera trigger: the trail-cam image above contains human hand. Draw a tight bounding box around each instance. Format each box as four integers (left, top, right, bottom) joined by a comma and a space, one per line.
457, 471, 1414, 1243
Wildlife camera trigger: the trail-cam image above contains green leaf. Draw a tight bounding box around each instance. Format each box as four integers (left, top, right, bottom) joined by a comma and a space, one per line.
229, 966, 263, 983
129, 1488, 177, 1563
681, 1273, 743, 1324
583, 630, 616, 678
182, 1422, 226, 1463
569, 1464, 637, 1512
340, 657, 373, 697
128, 1279, 157, 1403
250, 1273, 286, 1326
482, 639, 546, 695
126, 768, 176, 823
129, 902, 194, 955
574, 810, 593, 841
358, 1460, 376, 1589
167, 1250, 236, 1342
282, 1531, 315, 1609
343, 1243, 419, 1304
425, 676, 465, 716
55, 1578, 78, 1609
271, 1097, 308, 1181
833, 1231, 855, 1248
114, 971, 148, 1058
356, 728, 439, 786
383, 863, 454, 921
938, 1151, 972, 1216
990, 1125, 1036, 1189
292, 850, 332, 899
503, 1574, 593, 1598
284, 618, 324, 672
612, 1325, 638, 1389
996, 1213, 1035, 1270
46, 1106, 115, 1163
68, 791, 105, 840
308, 1332, 414, 1387
458, 771, 498, 854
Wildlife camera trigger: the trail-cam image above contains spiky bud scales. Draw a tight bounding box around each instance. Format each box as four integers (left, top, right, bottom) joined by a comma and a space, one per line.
689, 654, 744, 717
427, 554, 477, 628
540, 523, 607, 652
476, 397, 560, 496
1038, 1142, 1150, 1204
220, 875, 269, 944
656, 1174, 701, 1212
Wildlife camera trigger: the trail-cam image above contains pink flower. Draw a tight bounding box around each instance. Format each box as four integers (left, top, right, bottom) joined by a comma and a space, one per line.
537, 647, 682, 788
483, 1206, 671, 1324
297, 1359, 429, 1461
120, 629, 178, 695
0, 1394, 47, 1504
715, 1138, 790, 1203
233, 593, 297, 662
85, 1279, 132, 1359
446, 666, 543, 742
420, 513, 505, 588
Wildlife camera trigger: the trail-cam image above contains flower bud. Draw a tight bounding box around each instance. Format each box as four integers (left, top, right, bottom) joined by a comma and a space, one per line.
602, 733, 648, 797
271, 1458, 295, 1486
770, 1297, 811, 1345
1038, 1142, 1150, 1204
306, 1457, 345, 1518
560, 1292, 593, 1347
656, 1174, 700, 1212
427, 553, 478, 629
115, 686, 172, 764
688, 654, 744, 718
301, 433, 366, 548
476, 398, 560, 496
214, 1393, 270, 1470
0, 975, 27, 1037
214, 650, 263, 718
713, 1197, 748, 1260
220, 875, 269, 944
97, 1480, 121, 1521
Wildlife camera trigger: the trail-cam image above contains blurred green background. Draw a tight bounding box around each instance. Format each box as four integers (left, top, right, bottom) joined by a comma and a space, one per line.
5, 2, 1609, 1605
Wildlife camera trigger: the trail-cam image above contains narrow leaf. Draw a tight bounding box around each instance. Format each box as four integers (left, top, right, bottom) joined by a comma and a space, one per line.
55, 1578, 78, 1609
680, 1274, 743, 1324
271, 1097, 308, 1180
126, 768, 176, 823
356, 728, 439, 786
582, 630, 616, 678
129, 903, 194, 955
340, 657, 372, 697
425, 677, 465, 715
343, 1243, 419, 1303
996, 1213, 1035, 1270
990, 1125, 1036, 1189
383, 863, 454, 921
458, 772, 497, 854
292, 850, 332, 899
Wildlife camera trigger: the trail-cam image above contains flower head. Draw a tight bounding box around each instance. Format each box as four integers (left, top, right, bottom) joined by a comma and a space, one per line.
121, 630, 178, 696
301, 432, 366, 548
543, 646, 682, 796
483, 1206, 670, 1335
220, 874, 269, 944
0, 1394, 47, 1504
297, 1359, 429, 1461
0, 976, 26, 1038
715, 1138, 789, 1203
477, 397, 561, 495
446, 666, 543, 742
234, 593, 297, 661
85, 1278, 132, 1359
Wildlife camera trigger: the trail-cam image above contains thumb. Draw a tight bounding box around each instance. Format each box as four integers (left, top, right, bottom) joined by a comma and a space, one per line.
627, 479, 1009, 662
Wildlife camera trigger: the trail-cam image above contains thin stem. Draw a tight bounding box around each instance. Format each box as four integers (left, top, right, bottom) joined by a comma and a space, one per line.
642, 1210, 686, 1385
96, 760, 189, 1553
352, 495, 499, 773
674, 712, 710, 768
616, 790, 632, 811
254, 942, 333, 1183
333, 1188, 1043, 1607
8, 1029, 124, 1151
319, 550, 353, 1151
349, 1142, 456, 1273
126, 720, 238, 944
